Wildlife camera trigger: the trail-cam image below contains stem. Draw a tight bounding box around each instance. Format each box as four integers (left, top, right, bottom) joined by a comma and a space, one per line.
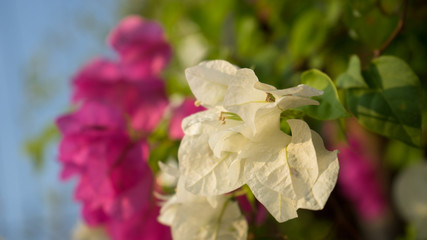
374, 0, 408, 57
212, 198, 231, 240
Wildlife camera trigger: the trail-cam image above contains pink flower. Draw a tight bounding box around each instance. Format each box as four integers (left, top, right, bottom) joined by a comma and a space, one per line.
56, 102, 129, 180
323, 119, 387, 220
337, 138, 387, 220
57, 15, 173, 239
57, 102, 171, 239
168, 98, 205, 140
108, 15, 172, 79
72, 58, 168, 134
236, 195, 268, 226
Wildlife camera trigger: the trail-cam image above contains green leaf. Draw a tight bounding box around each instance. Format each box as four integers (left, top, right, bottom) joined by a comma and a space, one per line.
345, 56, 422, 146
299, 69, 349, 120
336, 55, 368, 89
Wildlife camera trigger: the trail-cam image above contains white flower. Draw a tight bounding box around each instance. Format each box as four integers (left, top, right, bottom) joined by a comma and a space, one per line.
158, 162, 248, 240
179, 60, 339, 222
186, 60, 323, 136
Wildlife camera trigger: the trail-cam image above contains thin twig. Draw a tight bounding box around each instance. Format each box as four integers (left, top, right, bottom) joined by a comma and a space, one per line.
374, 0, 408, 57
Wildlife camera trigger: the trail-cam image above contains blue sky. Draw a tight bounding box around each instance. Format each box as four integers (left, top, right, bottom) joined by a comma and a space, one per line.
0, 1, 119, 239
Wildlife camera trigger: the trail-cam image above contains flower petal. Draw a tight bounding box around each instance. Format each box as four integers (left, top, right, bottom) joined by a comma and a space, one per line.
179, 133, 245, 196
268, 84, 323, 97
286, 119, 319, 197
296, 130, 339, 210
185, 60, 257, 108
171, 198, 248, 240
245, 174, 298, 223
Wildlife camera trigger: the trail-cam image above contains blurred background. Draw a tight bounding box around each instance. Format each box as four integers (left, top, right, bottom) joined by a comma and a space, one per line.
0, 1, 120, 239
1, 0, 426, 239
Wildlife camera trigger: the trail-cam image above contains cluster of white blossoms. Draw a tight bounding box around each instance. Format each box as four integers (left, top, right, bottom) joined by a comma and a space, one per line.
159, 60, 339, 239
158, 162, 248, 240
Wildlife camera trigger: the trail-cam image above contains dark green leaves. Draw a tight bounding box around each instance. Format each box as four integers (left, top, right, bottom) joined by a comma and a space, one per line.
339, 55, 422, 146
300, 69, 349, 120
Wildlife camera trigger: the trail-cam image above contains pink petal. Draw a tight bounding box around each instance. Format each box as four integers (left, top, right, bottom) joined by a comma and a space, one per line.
108, 15, 172, 78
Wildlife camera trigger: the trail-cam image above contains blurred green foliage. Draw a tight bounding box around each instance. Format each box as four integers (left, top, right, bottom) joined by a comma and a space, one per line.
121, 0, 427, 146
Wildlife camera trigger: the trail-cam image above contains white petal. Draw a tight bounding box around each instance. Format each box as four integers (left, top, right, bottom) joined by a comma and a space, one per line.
228, 158, 246, 186
181, 109, 219, 136
286, 119, 319, 197
245, 148, 296, 200
253, 81, 277, 91
245, 172, 298, 223
171, 197, 248, 240
276, 96, 319, 112
296, 130, 339, 210
179, 108, 249, 196
239, 129, 291, 160
185, 60, 240, 107
223, 84, 273, 135
158, 195, 179, 225
206, 196, 219, 208
242, 120, 338, 222
269, 84, 323, 97
176, 177, 200, 203
209, 128, 247, 158
179, 133, 245, 196
243, 130, 298, 223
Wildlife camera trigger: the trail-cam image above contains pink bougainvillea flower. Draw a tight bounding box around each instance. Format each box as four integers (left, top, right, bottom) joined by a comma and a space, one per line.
57, 15, 173, 239
56, 102, 129, 180
323, 119, 387, 221
168, 98, 205, 140
337, 137, 387, 220
108, 15, 172, 79
57, 102, 171, 239
236, 195, 268, 226
72, 58, 168, 134
57, 100, 126, 135
75, 141, 152, 220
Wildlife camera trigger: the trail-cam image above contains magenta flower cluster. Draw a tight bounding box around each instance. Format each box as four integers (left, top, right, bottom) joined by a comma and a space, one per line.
56, 16, 201, 239
337, 137, 387, 220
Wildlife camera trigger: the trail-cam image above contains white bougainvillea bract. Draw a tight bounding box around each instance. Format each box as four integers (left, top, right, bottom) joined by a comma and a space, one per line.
159, 60, 339, 239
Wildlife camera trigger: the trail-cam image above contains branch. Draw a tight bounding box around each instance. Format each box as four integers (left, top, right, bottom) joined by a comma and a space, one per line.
374, 0, 408, 57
